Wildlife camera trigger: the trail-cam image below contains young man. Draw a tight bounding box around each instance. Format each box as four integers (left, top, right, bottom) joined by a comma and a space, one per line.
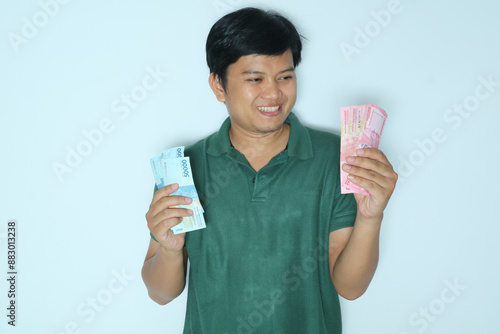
142, 7, 397, 334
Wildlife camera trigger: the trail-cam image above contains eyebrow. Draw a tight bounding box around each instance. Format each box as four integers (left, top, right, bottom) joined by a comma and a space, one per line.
242, 67, 295, 75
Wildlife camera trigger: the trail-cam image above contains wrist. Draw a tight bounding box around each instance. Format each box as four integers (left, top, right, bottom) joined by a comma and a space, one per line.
158, 244, 184, 260
356, 212, 383, 228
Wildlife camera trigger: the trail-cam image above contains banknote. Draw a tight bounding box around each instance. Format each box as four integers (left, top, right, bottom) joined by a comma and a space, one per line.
150, 148, 206, 234
150, 146, 184, 188
340, 104, 388, 196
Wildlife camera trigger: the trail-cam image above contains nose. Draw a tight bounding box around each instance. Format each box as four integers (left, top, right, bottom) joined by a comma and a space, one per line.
261, 79, 281, 100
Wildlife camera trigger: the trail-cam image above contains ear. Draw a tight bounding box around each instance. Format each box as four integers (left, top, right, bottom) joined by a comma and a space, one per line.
209, 73, 226, 103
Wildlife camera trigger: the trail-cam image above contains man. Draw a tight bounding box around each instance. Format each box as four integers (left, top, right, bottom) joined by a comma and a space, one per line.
142, 7, 397, 334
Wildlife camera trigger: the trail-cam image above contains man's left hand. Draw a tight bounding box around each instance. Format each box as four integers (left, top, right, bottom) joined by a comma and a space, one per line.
342, 148, 398, 222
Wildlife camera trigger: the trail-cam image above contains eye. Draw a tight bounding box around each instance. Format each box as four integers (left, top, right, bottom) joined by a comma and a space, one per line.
280, 75, 293, 80
247, 78, 262, 82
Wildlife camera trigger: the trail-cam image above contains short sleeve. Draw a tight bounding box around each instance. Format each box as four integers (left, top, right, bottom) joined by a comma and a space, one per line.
329, 192, 357, 232
328, 147, 358, 232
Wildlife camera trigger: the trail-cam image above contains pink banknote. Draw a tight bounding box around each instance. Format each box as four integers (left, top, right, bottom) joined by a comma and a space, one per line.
340, 104, 388, 196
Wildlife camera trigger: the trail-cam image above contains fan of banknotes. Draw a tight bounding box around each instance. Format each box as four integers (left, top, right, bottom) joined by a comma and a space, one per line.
340, 104, 388, 196
150, 147, 206, 234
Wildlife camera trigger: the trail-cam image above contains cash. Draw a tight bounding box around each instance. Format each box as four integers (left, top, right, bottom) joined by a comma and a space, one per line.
340, 104, 388, 196
150, 147, 206, 234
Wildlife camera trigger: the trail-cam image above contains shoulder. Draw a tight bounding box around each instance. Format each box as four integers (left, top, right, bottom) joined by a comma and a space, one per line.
184, 132, 216, 157
306, 126, 341, 144
305, 126, 341, 158
184, 117, 230, 158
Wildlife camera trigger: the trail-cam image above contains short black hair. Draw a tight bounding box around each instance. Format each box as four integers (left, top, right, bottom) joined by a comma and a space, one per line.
206, 7, 303, 91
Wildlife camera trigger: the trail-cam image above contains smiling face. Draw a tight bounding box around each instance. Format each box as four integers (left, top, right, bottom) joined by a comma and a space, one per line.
210, 49, 297, 136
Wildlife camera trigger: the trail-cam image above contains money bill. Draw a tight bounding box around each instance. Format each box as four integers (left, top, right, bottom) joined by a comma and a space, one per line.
150, 146, 184, 188
150, 148, 206, 234
340, 104, 388, 196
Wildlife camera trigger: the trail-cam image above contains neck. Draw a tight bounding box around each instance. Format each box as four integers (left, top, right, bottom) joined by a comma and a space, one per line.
229, 122, 290, 170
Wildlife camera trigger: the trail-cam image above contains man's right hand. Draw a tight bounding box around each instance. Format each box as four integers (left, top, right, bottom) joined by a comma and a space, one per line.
145, 183, 194, 253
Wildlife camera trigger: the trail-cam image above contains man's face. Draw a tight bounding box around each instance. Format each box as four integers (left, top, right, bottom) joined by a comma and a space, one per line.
212, 49, 297, 135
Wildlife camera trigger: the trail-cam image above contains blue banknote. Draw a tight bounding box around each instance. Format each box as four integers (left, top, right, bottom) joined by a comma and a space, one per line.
150, 147, 206, 234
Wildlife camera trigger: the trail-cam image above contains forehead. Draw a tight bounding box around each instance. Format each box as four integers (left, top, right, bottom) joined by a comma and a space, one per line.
228, 49, 294, 73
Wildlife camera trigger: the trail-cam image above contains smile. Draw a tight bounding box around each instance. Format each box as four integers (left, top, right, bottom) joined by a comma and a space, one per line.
257, 105, 281, 112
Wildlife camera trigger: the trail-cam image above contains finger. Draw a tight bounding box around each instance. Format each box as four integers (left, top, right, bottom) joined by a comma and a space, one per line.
151, 217, 184, 238
151, 183, 178, 207
151, 218, 187, 244
155, 207, 194, 222
343, 163, 393, 191
346, 173, 387, 200
151, 183, 185, 206
148, 194, 193, 218
345, 155, 395, 180
355, 148, 393, 169
149, 207, 193, 231
344, 161, 397, 198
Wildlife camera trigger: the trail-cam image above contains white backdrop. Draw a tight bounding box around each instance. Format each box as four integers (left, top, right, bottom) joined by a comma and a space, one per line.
1, 0, 499, 333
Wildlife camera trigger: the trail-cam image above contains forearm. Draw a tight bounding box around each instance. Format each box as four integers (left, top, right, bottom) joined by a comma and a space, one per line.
332, 213, 382, 300
141, 245, 186, 305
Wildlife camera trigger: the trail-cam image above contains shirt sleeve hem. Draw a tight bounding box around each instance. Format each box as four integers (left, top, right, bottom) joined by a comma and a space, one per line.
329, 213, 357, 232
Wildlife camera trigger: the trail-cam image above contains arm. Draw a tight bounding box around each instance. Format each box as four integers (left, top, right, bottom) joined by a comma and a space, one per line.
328, 148, 397, 300
328, 215, 381, 300
142, 237, 188, 305
141, 184, 193, 305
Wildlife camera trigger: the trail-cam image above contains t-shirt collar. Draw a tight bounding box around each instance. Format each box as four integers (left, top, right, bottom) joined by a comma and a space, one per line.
207, 112, 313, 160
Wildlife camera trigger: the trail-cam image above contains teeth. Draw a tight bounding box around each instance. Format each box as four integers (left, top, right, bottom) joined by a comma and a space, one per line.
257, 105, 280, 112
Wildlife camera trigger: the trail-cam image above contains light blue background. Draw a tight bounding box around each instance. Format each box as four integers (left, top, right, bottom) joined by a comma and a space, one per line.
1, 0, 498, 333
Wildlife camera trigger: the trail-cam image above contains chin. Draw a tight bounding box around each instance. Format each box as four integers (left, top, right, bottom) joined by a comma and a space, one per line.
255, 120, 287, 134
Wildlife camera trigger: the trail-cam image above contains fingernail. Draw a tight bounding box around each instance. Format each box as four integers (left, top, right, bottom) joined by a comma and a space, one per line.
187, 209, 193, 215
185, 197, 192, 204
348, 175, 355, 180
344, 164, 351, 170
356, 149, 364, 156
347, 156, 355, 163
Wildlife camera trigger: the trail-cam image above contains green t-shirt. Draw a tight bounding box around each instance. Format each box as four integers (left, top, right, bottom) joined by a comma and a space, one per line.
155, 112, 357, 333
